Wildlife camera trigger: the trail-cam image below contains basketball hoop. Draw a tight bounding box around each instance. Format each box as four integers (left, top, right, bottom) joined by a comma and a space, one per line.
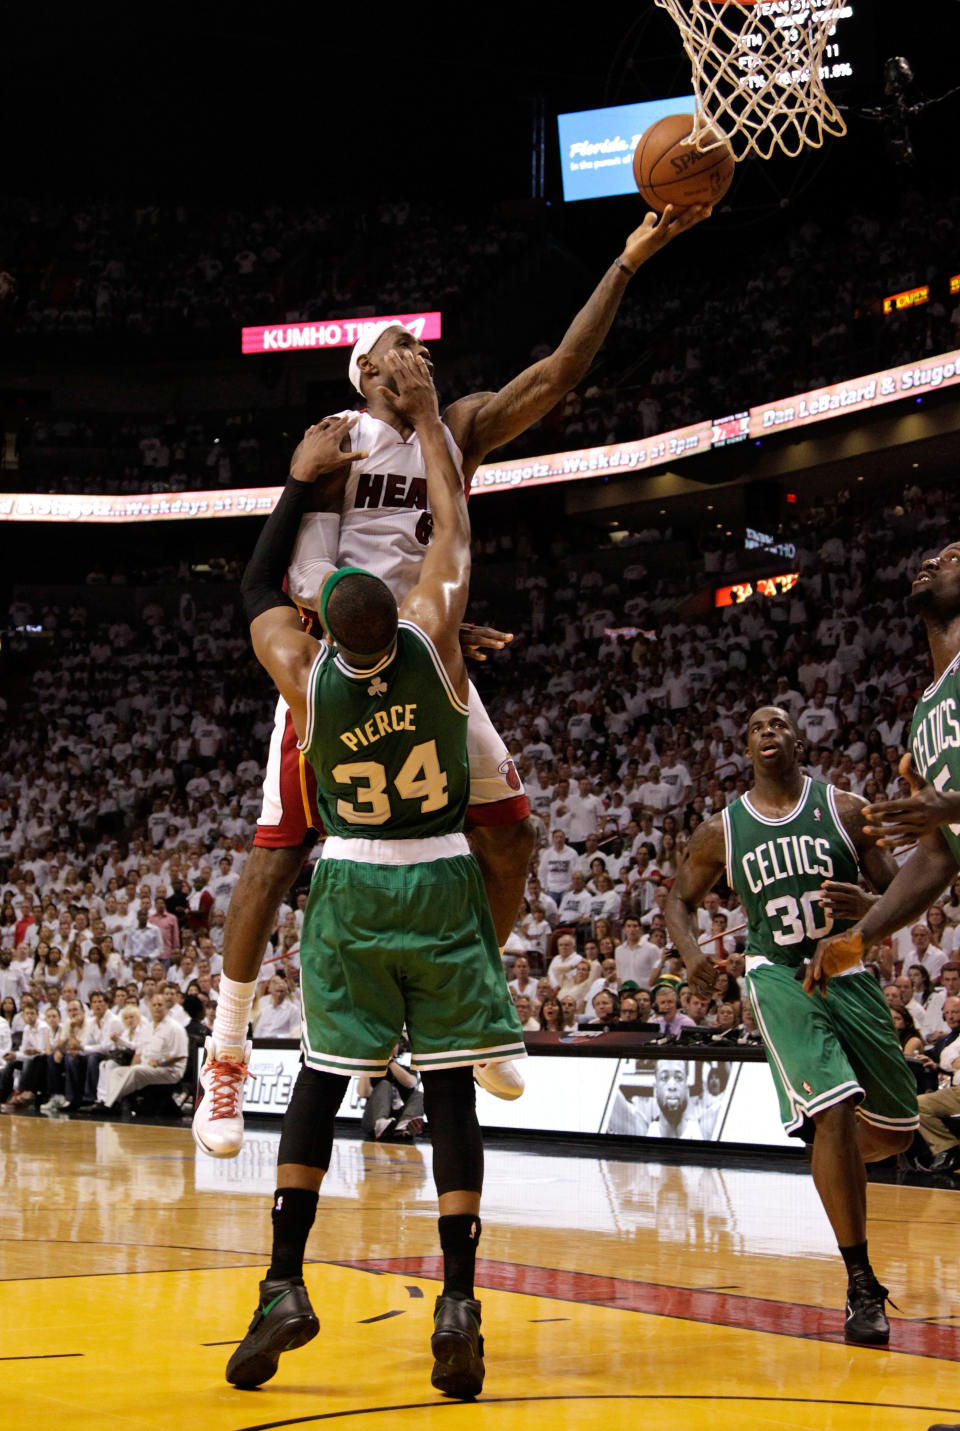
654, 0, 848, 160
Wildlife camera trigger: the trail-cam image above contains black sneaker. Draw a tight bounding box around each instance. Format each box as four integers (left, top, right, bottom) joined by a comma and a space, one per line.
225, 1277, 319, 1388
844, 1273, 891, 1346
430, 1293, 484, 1399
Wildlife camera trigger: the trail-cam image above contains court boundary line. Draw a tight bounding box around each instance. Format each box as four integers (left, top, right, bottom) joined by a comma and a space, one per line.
229, 1392, 960, 1431
336, 1254, 960, 1363
0, 1352, 84, 1361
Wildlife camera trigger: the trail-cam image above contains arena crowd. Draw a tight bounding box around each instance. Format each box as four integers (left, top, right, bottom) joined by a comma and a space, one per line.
1, 463, 959, 1170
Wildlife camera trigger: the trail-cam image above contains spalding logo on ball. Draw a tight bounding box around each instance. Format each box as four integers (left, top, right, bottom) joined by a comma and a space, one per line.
633, 113, 735, 212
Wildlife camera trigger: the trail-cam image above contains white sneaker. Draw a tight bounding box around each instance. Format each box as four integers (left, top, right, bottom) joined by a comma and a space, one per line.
40, 1094, 68, 1116
474, 1060, 525, 1101
192, 1038, 252, 1157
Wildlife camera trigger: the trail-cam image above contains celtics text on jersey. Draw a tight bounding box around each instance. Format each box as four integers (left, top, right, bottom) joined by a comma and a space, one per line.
722, 777, 860, 968
910, 653, 960, 865
298, 620, 469, 841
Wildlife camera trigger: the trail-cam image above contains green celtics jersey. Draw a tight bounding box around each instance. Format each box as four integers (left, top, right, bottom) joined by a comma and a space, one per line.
723, 777, 860, 969
300, 619, 469, 840
910, 653, 960, 865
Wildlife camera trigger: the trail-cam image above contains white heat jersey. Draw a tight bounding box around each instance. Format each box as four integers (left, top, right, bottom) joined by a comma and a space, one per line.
266, 412, 526, 823
285, 410, 464, 608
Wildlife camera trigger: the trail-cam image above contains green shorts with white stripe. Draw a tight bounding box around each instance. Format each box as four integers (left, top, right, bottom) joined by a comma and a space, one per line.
745, 962, 918, 1136
299, 848, 526, 1077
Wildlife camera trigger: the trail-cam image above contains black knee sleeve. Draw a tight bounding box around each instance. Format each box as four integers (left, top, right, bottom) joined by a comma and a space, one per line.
421, 1065, 484, 1195
277, 1064, 349, 1170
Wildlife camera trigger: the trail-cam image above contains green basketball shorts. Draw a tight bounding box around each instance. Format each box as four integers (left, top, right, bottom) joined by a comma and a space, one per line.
298, 842, 526, 1078
745, 962, 919, 1136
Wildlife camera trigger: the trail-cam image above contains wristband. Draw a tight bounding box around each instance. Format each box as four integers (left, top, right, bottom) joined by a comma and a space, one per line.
615, 258, 635, 277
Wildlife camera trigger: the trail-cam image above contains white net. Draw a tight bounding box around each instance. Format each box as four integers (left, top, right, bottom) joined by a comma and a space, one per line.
653, 0, 848, 161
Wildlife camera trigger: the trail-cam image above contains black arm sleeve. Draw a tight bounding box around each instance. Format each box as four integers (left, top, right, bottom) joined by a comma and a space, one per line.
241, 478, 313, 625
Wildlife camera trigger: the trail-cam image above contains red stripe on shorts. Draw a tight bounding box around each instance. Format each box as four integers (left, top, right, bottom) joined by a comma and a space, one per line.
466, 793, 530, 828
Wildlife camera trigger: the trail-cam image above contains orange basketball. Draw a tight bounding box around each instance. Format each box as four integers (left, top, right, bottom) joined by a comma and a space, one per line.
633, 112, 735, 211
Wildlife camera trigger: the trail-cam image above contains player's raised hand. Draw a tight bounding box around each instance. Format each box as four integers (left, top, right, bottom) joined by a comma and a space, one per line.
377, 349, 439, 428
289, 415, 367, 484
459, 623, 514, 662
819, 881, 876, 922
620, 203, 712, 270
803, 929, 865, 996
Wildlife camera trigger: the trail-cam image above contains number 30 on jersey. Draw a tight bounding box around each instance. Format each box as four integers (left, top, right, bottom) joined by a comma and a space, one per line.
765, 890, 832, 946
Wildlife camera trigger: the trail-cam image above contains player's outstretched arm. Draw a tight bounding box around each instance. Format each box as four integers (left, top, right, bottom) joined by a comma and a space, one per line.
862, 752, 960, 850
805, 827, 959, 994
445, 204, 711, 476
818, 790, 900, 923
664, 814, 728, 998
243, 416, 367, 737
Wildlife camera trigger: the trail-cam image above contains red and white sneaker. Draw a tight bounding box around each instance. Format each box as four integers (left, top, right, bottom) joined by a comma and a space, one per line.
192, 1038, 253, 1158
474, 1059, 525, 1101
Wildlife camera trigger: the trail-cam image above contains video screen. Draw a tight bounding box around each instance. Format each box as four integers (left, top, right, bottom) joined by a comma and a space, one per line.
556, 96, 694, 203
601, 1058, 737, 1141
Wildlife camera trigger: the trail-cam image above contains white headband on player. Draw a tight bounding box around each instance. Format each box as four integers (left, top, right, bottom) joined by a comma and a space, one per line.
347, 322, 412, 394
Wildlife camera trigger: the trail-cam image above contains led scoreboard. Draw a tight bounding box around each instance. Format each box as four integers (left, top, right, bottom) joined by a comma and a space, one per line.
736, 1, 865, 91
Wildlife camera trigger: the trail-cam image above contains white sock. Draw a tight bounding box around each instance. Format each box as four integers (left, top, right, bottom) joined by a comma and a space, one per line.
212, 975, 258, 1056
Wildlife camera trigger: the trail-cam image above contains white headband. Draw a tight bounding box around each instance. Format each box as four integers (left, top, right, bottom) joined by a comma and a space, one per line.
347, 322, 412, 394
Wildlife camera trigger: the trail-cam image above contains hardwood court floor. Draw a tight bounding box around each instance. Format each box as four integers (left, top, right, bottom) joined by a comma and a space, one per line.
2, 1115, 960, 1430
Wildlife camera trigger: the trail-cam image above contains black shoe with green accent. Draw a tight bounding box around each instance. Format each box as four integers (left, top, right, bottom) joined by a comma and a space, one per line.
226, 1277, 319, 1388
430, 1293, 485, 1399
844, 1273, 891, 1346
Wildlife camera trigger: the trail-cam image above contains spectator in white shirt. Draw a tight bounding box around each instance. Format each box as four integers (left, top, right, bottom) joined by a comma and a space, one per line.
68, 990, 125, 1108
547, 932, 583, 990
902, 924, 949, 983
162, 983, 190, 1028
512, 995, 540, 1032
615, 917, 662, 989
558, 957, 598, 1015
538, 831, 579, 904
508, 955, 540, 1005
566, 778, 607, 850
95, 992, 188, 1110
127, 909, 165, 967
210, 856, 240, 913
926, 905, 955, 957
658, 747, 692, 812
695, 891, 724, 938
0, 950, 30, 1003
918, 964, 960, 1041
798, 688, 838, 745
587, 872, 621, 931
518, 903, 551, 959
558, 872, 593, 935
1, 1002, 51, 1107
585, 957, 620, 1008
525, 878, 558, 928
637, 767, 672, 819
253, 976, 301, 1039
548, 778, 576, 838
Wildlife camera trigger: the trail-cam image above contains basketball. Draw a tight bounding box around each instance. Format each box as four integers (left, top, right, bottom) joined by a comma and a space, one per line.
632, 112, 735, 211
